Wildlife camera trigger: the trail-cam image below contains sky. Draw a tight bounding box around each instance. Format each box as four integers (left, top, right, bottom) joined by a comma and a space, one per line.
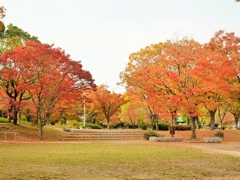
1, 0, 240, 93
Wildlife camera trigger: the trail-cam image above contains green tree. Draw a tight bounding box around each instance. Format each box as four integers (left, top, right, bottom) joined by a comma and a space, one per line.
0, 23, 39, 53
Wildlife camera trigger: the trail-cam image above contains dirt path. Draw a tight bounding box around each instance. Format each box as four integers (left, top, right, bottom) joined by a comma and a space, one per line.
188, 142, 240, 157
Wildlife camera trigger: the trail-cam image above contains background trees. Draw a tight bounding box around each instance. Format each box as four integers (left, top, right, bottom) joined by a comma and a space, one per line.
120, 89, 149, 129
91, 85, 127, 129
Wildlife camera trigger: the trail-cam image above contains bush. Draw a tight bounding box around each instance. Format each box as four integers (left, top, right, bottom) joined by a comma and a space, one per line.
174, 125, 191, 131
158, 123, 170, 130
152, 123, 170, 130
215, 131, 224, 138
144, 130, 159, 140
86, 123, 102, 129
141, 124, 149, 130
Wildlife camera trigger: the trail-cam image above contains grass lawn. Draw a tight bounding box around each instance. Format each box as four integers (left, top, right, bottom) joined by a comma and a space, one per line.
0, 141, 240, 180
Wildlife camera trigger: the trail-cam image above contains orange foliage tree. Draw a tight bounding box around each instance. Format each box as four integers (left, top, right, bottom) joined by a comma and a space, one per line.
92, 85, 127, 129
121, 32, 238, 139
120, 88, 149, 129
207, 31, 240, 127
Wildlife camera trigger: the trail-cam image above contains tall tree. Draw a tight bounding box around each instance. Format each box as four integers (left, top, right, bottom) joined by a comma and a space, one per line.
0, 23, 39, 124
207, 30, 240, 127
120, 33, 237, 139
1, 41, 95, 139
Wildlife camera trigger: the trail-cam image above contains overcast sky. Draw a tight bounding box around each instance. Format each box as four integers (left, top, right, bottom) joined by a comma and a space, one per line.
2, 0, 240, 93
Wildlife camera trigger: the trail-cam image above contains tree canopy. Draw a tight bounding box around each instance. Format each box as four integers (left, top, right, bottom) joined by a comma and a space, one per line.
120, 30, 240, 139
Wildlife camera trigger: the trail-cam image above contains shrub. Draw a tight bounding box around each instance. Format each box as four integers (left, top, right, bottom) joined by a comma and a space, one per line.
152, 123, 170, 130
158, 123, 170, 130
215, 131, 224, 138
0, 117, 7, 123
86, 123, 102, 129
174, 125, 191, 131
141, 123, 149, 130
144, 130, 159, 140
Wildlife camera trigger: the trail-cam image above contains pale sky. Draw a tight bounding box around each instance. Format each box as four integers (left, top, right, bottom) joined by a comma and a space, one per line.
2, 0, 240, 93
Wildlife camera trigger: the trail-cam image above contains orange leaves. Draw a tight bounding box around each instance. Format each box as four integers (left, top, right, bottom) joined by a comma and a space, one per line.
90, 85, 127, 128
121, 31, 240, 122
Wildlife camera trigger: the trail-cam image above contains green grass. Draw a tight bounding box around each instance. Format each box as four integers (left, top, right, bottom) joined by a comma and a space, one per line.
0, 142, 239, 179
0, 117, 7, 123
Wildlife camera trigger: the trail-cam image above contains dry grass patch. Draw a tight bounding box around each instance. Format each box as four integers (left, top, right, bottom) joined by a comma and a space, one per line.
0, 141, 239, 179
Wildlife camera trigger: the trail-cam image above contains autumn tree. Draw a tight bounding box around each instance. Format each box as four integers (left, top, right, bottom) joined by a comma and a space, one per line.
0, 48, 33, 124
93, 85, 127, 129
207, 30, 240, 127
1, 41, 95, 139
120, 88, 149, 129
0, 23, 40, 124
121, 33, 238, 139
78, 90, 100, 124
120, 42, 172, 130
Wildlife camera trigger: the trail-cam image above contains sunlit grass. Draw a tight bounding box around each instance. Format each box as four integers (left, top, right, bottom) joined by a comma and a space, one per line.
0, 142, 239, 179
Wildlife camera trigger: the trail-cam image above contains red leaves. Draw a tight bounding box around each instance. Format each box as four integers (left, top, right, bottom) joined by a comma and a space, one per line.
0, 41, 96, 125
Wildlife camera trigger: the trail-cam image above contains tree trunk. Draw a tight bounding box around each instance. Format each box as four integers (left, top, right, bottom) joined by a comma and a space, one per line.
234, 115, 239, 127
218, 108, 226, 129
106, 117, 110, 129
39, 123, 43, 140
154, 118, 158, 130
195, 116, 200, 130
37, 104, 43, 140
7, 106, 13, 123
209, 109, 217, 130
13, 108, 18, 125
152, 113, 158, 130
190, 116, 197, 140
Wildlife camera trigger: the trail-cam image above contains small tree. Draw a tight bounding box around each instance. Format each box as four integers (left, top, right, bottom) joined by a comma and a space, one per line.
93, 85, 127, 129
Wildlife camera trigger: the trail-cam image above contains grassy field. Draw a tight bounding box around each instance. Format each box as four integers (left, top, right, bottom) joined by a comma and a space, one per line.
0, 141, 240, 180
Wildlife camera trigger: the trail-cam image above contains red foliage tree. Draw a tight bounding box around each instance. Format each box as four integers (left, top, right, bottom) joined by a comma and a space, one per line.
0, 41, 95, 139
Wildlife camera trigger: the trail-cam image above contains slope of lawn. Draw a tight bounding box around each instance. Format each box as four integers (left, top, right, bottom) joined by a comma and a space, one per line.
0, 120, 64, 141
0, 141, 240, 179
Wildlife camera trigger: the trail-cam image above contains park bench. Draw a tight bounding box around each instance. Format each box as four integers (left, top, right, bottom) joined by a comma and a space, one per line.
149, 136, 183, 142
203, 137, 222, 143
